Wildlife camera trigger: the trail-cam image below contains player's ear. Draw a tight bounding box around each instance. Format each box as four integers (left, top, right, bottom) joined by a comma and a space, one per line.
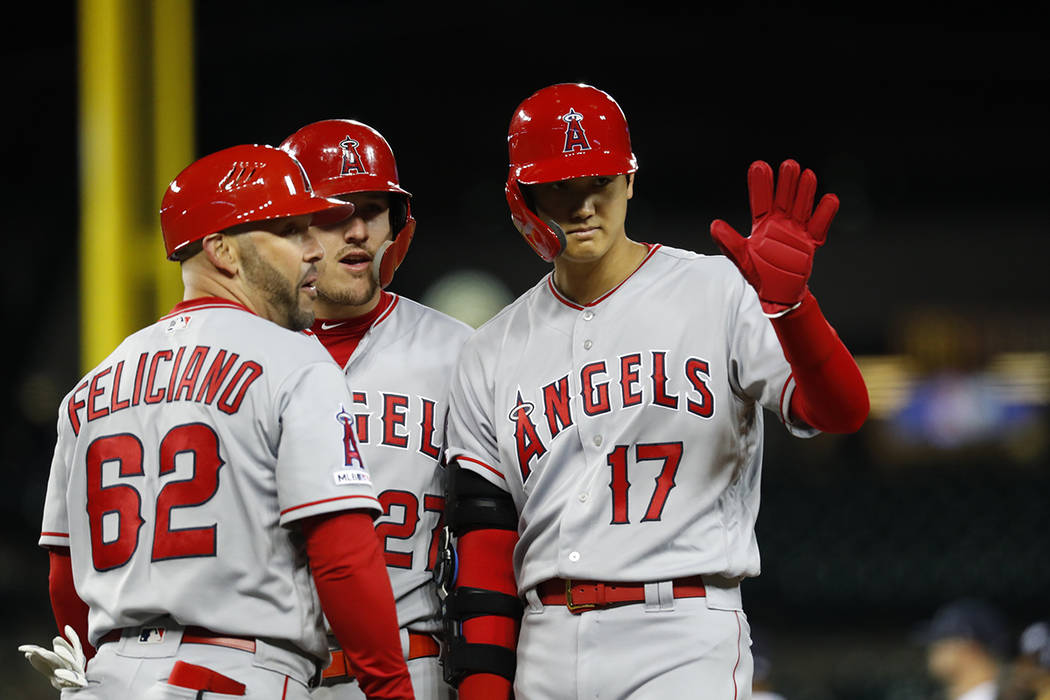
202, 232, 239, 277
625, 173, 634, 200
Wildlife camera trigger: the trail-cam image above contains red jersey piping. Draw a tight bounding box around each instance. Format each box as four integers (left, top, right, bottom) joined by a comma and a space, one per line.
732, 611, 742, 699
374, 293, 399, 326
455, 455, 505, 480
547, 244, 661, 310
779, 373, 794, 425
281, 494, 380, 516
160, 297, 254, 320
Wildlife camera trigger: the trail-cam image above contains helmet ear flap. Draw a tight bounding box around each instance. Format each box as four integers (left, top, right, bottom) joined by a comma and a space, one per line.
371, 216, 416, 289
389, 193, 411, 238
505, 175, 565, 263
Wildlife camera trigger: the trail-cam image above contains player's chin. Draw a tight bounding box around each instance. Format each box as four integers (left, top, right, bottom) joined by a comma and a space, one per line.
292, 287, 318, 327
562, 241, 606, 263
339, 278, 379, 306
288, 304, 316, 332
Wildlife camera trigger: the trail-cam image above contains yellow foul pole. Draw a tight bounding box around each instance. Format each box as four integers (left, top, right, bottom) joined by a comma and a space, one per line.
78, 0, 140, 371
78, 0, 195, 372
152, 0, 195, 316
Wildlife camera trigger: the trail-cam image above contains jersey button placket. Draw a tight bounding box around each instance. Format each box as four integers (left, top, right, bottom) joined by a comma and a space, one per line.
573, 304, 605, 468
566, 305, 601, 576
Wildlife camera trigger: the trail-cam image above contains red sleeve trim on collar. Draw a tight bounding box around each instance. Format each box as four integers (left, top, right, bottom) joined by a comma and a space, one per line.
161, 297, 254, 320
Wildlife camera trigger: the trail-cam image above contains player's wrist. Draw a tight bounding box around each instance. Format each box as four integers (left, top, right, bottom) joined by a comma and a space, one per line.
763, 288, 815, 319
761, 299, 803, 318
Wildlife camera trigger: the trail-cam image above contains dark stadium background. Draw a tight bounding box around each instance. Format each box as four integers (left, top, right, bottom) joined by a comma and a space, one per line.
4, 3, 1047, 698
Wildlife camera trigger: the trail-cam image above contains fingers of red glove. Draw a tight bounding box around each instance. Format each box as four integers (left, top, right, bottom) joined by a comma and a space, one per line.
774, 159, 801, 215
807, 193, 839, 246
710, 219, 759, 286
792, 168, 817, 225
747, 161, 774, 224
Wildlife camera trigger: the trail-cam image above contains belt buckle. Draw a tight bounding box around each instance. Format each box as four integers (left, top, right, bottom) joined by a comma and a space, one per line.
564, 579, 596, 614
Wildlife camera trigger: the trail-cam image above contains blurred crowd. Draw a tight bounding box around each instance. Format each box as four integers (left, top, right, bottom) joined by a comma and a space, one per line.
753, 599, 1050, 700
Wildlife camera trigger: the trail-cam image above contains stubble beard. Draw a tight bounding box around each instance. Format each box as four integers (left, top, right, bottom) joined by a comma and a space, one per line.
316, 268, 379, 309
240, 242, 314, 331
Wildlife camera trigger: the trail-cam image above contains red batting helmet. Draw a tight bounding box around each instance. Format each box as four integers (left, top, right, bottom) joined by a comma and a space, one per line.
505, 83, 638, 261
160, 144, 353, 260
280, 119, 415, 289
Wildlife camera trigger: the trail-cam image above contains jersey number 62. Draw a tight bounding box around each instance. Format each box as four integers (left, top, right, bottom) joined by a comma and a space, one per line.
85, 423, 224, 571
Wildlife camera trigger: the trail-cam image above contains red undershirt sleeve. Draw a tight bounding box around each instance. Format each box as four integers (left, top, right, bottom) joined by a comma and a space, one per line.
48, 546, 95, 662
455, 528, 519, 700
770, 290, 870, 434
301, 511, 414, 700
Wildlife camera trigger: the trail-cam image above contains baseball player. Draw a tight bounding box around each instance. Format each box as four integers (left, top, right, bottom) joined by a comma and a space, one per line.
918, 598, 1010, 700
280, 120, 472, 700
23, 144, 414, 699
440, 83, 870, 699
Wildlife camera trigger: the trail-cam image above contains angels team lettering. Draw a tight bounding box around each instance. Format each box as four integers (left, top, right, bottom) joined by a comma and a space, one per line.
66, 346, 263, 435
345, 390, 443, 462
512, 350, 715, 480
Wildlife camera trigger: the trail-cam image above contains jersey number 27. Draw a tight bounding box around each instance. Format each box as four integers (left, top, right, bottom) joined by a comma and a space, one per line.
376, 490, 445, 572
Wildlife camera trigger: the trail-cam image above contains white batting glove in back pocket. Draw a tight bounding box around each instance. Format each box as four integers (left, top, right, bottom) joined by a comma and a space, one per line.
18, 625, 89, 690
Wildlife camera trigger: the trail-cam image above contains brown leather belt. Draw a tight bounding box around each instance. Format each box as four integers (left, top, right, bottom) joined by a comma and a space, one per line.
537, 576, 706, 614
321, 631, 440, 684
98, 626, 257, 653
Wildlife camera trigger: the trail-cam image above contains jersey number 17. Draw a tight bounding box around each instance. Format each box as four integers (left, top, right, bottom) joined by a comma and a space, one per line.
606, 441, 683, 524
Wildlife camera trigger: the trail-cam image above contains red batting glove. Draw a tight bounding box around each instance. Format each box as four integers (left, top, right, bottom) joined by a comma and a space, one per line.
710, 159, 839, 317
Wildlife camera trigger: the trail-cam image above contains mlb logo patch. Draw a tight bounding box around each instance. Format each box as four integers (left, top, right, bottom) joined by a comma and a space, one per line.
138, 627, 166, 644
333, 469, 371, 486
165, 315, 190, 334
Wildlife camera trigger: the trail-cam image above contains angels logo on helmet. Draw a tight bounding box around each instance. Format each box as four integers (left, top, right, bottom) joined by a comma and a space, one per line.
339, 136, 368, 176
561, 108, 592, 154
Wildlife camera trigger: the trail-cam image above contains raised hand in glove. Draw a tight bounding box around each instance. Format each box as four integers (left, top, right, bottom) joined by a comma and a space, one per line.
710, 159, 839, 317
18, 625, 89, 690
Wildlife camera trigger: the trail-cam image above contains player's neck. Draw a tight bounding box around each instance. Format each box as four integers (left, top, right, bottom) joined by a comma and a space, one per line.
181, 269, 257, 314
552, 238, 648, 306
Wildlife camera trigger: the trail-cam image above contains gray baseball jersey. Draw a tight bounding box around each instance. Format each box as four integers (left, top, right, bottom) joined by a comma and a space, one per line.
39, 298, 380, 662
445, 244, 817, 594
320, 294, 473, 633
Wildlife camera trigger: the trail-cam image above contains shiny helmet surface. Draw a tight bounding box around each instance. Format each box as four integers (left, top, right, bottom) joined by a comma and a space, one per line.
505, 83, 638, 261
281, 120, 415, 288
160, 143, 352, 260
